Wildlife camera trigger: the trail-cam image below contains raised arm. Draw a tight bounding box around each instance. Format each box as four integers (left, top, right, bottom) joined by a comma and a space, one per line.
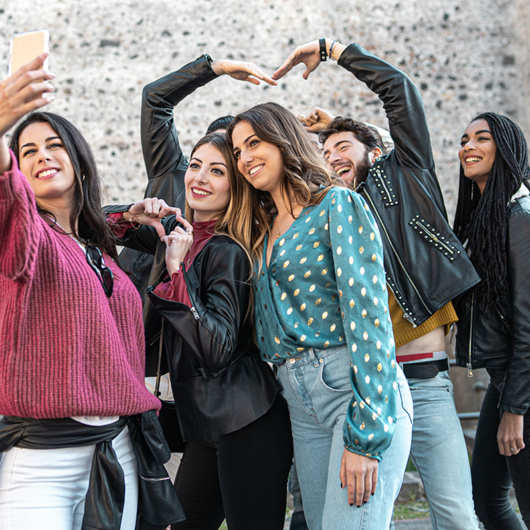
274, 39, 434, 170
141, 55, 276, 207
141, 55, 217, 205
0, 55, 54, 281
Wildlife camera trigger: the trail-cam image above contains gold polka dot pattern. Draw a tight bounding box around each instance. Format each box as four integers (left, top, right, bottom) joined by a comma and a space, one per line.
252, 187, 398, 463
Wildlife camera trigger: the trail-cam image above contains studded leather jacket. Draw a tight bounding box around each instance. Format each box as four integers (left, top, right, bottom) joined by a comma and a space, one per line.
105, 55, 218, 375
453, 191, 530, 415
339, 44, 481, 327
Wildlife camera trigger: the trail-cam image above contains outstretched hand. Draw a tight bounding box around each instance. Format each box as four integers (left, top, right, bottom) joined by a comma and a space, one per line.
125, 198, 188, 239
211, 59, 277, 86
340, 449, 378, 507
273, 40, 322, 81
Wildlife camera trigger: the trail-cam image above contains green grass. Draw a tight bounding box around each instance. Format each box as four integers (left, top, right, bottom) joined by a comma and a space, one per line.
394, 500, 431, 520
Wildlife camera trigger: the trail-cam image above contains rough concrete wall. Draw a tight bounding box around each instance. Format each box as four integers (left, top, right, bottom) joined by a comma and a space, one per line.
516, 0, 530, 137
0, 0, 528, 217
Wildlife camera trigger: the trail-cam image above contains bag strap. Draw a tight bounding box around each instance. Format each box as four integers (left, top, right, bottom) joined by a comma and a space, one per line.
154, 319, 164, 398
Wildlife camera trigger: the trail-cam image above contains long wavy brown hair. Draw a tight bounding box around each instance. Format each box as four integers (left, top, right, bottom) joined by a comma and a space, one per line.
10, 112, 120, 261
227, 102, 339, 270
184, 133, 254, 274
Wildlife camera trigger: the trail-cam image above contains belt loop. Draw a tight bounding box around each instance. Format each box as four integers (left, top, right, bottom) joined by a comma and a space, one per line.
308, 347, 319, 367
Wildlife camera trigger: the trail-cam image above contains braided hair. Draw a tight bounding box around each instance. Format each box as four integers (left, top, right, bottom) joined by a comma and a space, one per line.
453, 112, 530, 308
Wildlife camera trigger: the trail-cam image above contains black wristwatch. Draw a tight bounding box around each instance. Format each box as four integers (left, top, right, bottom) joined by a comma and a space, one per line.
319, 38, 327, 62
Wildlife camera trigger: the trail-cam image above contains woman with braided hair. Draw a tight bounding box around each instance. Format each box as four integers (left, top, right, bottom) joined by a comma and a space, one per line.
453, 112, 530, 528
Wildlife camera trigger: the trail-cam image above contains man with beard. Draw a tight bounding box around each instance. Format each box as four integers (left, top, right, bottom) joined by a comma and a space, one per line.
274, 39, 481, 530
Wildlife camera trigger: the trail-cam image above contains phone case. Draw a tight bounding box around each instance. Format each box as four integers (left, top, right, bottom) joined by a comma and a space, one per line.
8, 29, 49, 76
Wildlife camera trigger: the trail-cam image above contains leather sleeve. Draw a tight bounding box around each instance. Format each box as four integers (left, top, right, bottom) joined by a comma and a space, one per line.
141, 55, 218, 206
338, 43, 434, 171
103, 207, 177, 256
501, 204, 530, 415
148, 240, 251, 375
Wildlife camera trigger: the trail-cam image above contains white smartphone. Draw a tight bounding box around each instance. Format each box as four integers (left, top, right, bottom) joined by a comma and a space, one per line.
8, 29, 49, 76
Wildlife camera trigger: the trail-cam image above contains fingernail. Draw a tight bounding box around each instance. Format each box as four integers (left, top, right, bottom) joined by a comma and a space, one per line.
349, 503, 353, 507
340, 482, 343, 488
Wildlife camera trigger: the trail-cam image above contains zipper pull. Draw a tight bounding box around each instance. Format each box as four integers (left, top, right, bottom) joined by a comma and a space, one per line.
467, 363, 473, 378
190, 307, 199, 320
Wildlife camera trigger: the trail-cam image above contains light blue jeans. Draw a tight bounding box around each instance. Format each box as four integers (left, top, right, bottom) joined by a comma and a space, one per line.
407, 371, 479, 529
278, 345, 413, 530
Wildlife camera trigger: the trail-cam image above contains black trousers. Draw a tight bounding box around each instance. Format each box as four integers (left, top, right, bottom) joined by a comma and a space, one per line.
172, 394, 293, 530
471, 370, 530, 529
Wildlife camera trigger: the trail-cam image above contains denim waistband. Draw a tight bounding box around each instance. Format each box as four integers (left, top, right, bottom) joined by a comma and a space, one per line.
280, 344, 348, 368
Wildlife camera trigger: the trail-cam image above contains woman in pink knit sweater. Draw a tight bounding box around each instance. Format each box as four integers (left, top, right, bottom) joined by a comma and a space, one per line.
0, 55, 182, 529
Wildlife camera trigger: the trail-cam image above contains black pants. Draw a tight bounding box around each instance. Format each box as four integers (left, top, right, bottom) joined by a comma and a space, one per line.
172, 394, 293, 530
471, 371, 530, 529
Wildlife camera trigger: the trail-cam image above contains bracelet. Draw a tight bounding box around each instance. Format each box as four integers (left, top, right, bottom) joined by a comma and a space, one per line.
319, 38, 327, 62
329, 40, 340, 61
124, 204, 140, 230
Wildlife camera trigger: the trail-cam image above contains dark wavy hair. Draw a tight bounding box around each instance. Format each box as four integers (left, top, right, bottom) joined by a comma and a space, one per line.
453, 112, 530, 308
9, 112, 119, 261
227, 102, 339, 265
206, 115, 234, 135
319, 116, 387, 155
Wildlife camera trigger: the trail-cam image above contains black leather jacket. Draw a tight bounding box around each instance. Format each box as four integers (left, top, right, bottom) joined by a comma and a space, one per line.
109, 55, 218, 375
454, 193, 530, 415
114, 219, 280, 441
339, 44, 481, 326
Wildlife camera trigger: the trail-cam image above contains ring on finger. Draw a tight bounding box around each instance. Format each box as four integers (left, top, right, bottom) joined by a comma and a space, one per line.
186, 228, 193, 235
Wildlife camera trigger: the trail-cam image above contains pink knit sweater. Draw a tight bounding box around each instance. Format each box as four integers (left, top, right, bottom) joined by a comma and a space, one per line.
0, 151, 160, 419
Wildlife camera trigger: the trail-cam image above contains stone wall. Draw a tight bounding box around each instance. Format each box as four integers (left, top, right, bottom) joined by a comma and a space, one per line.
1, 0, 528, 217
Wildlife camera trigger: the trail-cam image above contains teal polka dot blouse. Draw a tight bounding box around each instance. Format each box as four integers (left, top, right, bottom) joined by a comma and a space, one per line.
253, 187, 399, 460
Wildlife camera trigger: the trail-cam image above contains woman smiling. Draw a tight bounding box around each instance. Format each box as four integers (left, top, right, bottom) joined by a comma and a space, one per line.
453, 112, 530, 528
0, 56, 177, 529
228, 102, 412, 530
109, 132, 293, 530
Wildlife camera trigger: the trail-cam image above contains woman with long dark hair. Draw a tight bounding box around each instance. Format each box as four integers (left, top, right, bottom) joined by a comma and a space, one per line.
0, 56, 178, 529
228, 102, 413, 530
108, 131, 293, 530
453, 112, 530, 528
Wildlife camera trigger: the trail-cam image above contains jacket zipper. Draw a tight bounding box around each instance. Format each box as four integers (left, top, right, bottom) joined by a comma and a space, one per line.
494, 301, 510, 333
190, 306, 200, 320
467, 292, 474, 377
364, 190, 431, 316
415, 221, 455, 256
